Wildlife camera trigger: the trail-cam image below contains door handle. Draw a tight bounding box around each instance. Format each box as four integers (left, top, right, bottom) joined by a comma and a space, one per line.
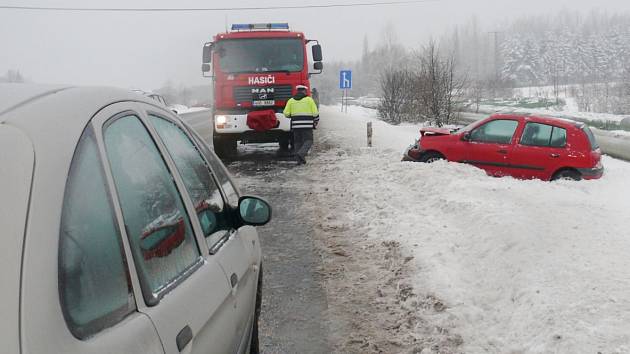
497, 149, 508, 154
230, 273, 238, 288
176, 325, 193, 352
550, 153, 560, 158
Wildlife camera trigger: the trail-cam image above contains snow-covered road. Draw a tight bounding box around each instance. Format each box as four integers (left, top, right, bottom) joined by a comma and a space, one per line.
307, 105, 630, 353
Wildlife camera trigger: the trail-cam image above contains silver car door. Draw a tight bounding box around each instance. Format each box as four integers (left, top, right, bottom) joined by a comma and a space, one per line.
146, 111, 259, 352
20, 111, 163, 354
183, 123, 261, 351
96, 107, 237, 354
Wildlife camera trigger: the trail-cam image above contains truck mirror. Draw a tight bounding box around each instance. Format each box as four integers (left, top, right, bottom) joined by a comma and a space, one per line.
313, 62, 323, 71
202, 63, 211, 73
312, 44, 323, 62
202, 42, 213, 64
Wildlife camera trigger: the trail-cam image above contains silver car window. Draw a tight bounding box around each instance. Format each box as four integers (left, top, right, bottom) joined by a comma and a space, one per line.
183, 123, 241, 208
207, 159, 240, 209
149, 115, 232, 246
58, 127, 135, 339
104, 115, 200, 299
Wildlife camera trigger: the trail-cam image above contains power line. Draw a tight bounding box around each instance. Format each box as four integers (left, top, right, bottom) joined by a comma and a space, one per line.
0, 1, 439, 12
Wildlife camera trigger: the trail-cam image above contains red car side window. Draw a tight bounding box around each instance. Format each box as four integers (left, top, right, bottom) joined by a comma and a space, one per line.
520, 122, 567, 148
550, 127, 567, 147
470, 119, 519, 144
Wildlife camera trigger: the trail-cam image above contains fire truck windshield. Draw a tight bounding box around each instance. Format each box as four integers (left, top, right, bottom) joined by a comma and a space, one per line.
216, 38, 304, 74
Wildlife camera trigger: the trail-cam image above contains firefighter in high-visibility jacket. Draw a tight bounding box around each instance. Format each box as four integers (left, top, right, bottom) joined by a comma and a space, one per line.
283, 85, 319, 165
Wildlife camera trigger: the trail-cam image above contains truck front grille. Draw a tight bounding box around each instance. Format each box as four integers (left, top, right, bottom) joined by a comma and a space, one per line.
233, 85, 293, 103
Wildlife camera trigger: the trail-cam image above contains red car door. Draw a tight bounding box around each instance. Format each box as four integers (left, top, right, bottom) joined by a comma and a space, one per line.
510, 122, 569, 180
463, 118, 520, 177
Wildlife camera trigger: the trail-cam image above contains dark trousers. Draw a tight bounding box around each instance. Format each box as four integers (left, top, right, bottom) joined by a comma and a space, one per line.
293, 128, 313, 159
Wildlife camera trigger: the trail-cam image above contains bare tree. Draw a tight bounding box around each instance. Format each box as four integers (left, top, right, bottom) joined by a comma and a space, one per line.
377, 67, 410, 125
413, 41, 466, 126
469, 79, 485, 113
548, 56, 562, 105
381, 21, 399, 52
1, 69, 25, 83
377, 40, 467, 126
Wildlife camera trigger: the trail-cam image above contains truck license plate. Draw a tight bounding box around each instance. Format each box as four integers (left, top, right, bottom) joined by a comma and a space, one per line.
253, 100, 275, 107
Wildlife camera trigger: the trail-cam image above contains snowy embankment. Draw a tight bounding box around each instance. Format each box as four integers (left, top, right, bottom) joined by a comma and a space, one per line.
595, 128, 630, 139
312, 105, 630, 353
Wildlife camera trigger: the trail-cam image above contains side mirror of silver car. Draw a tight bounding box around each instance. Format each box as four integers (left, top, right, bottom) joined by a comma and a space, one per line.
238, 196, 272, 226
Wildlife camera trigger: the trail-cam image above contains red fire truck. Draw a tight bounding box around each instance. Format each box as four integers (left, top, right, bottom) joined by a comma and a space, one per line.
201, 23, 323, 158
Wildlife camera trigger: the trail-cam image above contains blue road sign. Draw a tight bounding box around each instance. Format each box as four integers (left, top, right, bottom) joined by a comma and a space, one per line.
340, 70, 352, 89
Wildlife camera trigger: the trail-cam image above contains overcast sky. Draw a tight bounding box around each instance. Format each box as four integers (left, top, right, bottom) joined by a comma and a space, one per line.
2, 0, 630, 89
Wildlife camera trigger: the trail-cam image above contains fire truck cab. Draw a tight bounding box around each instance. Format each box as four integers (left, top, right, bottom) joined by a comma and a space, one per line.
202, 23, 323, 158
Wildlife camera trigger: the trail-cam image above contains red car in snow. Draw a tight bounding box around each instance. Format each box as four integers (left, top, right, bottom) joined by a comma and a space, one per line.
403, 113, 604, 181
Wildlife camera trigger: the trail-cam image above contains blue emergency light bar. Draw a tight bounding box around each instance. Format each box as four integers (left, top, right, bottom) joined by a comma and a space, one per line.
231, 23, 290, 31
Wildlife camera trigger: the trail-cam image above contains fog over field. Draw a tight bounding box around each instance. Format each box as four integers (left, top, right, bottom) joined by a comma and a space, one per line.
3, 0, 630, 89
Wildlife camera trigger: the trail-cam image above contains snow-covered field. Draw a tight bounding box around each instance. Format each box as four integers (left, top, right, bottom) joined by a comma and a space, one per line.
309, 105, 630, 353
465, 84, 630, 126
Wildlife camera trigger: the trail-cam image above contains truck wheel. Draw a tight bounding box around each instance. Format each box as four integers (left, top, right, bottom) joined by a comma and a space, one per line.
213, 135, 236, 159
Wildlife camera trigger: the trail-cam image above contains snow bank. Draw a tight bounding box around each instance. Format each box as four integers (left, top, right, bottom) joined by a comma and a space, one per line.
321, 105, 456, 152
312, 105, 630, 353
603, 130, 630, 139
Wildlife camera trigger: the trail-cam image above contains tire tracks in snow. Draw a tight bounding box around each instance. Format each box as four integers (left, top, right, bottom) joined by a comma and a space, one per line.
302, 142, 465, 353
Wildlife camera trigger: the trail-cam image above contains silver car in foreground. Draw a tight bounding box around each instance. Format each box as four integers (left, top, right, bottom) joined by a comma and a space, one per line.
0, 84, 270, 354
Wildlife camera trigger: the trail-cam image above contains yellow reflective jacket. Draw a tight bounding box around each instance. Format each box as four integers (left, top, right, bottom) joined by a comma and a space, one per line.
283, 95, 319, 129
